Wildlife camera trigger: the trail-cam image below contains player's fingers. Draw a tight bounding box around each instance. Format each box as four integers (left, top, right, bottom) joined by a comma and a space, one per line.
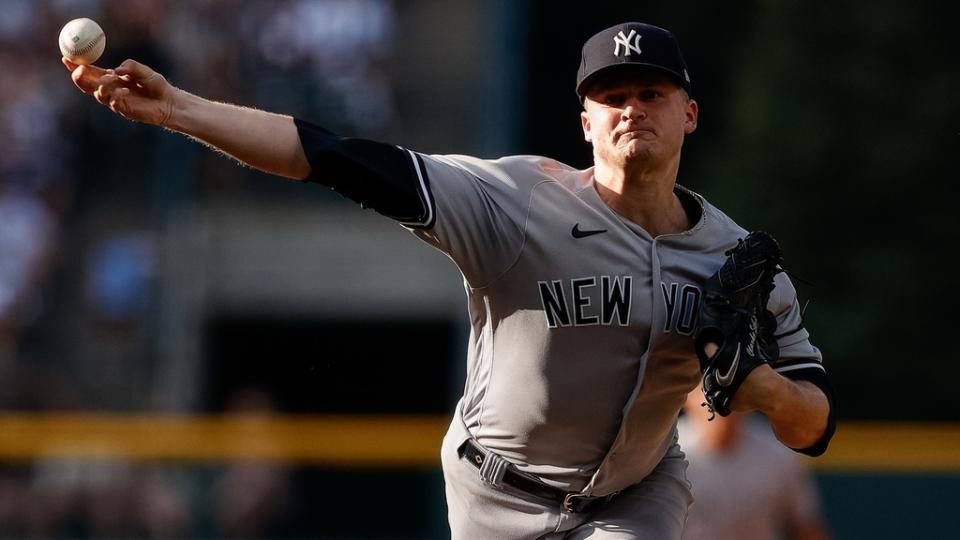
93, 85, 107, 105
69, 64, 112, 94
115, 58, 169, 94
114, 59, 155, 80
101, 73, 121, 87
62, 57, 79, 71
92, 73, 122, 105
108, 87, 131, 115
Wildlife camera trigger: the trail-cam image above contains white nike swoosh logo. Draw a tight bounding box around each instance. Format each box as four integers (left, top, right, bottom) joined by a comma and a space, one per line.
716, 344, 740, 386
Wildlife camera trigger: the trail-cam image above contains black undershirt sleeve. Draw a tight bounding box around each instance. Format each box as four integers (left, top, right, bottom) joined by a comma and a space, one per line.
294, 117, 430, 226
781, 367, 837, 457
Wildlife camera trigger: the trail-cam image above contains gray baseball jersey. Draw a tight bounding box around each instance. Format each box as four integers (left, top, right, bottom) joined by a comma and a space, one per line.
400, 152, 825, 496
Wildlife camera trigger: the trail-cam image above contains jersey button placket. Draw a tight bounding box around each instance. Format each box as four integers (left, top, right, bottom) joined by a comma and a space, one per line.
648, 239, 665, 359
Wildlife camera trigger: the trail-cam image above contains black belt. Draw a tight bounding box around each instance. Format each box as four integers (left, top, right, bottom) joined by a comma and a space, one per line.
458, 439, 615, 513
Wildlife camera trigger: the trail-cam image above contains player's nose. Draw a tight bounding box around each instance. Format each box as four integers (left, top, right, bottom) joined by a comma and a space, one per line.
621, 98, 647, 121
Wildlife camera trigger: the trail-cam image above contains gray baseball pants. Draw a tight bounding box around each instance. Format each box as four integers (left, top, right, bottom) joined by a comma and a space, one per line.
440, 426, 693, 539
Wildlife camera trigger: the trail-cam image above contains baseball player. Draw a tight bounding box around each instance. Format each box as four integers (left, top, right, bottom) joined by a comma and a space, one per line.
65, 22, 835, 539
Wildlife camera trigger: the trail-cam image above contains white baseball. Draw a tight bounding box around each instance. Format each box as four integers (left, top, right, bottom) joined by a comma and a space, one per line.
59, 18, 105, 65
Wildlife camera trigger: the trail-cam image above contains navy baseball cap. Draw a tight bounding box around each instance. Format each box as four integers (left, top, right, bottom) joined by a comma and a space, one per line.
576, 22, 692, 99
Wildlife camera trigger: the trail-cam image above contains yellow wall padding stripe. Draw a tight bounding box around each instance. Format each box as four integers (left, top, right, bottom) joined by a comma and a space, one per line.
0, 413, 448, 467
1, 415, 959, 472
807, 422, 960, 472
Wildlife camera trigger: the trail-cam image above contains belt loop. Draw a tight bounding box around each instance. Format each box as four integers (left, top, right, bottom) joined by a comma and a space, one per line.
478, 447, 509, 487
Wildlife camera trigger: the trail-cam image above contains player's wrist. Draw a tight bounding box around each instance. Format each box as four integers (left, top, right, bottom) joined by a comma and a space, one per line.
729, 364, 780, 413
162, 88, 197, 132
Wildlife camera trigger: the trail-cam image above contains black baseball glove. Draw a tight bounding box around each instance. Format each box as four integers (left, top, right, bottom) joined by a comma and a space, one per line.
694, 231, 784, 419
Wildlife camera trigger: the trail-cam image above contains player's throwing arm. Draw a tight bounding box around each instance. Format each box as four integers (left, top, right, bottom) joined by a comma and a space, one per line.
61, 19, 309, 180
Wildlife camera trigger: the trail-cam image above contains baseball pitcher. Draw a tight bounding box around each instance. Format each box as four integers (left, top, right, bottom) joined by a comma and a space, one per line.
65, 21, 835, 540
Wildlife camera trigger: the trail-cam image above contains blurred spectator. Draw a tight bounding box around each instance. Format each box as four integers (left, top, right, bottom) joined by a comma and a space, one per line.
0, 194, 57, 333
17, 460, 191, 538
85, 231, 156, 322
214, 387, 293, 538
134, 466, 192, 539
679, 388, 830, 540
0, 193, 59, 411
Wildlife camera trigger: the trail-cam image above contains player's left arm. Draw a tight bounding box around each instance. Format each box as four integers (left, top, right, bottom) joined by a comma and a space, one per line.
729, 365, 832, 454
729, 273, 835, 455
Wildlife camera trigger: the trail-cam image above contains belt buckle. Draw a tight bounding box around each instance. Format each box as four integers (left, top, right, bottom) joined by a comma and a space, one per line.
562, 492, 584, 513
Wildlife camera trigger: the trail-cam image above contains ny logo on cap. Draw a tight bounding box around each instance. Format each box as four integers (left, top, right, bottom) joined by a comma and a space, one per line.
613, 29, 642, 56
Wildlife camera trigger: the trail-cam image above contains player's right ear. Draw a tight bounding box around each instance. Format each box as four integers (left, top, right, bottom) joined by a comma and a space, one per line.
581, 110, 592, 143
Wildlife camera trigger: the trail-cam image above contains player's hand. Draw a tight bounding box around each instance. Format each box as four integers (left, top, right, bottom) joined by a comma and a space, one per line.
63, 58, 177, 127
701, 340, 768, 413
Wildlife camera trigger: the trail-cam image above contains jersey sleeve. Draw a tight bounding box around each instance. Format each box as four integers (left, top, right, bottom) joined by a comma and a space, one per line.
295, 118, 430, 224
767, 272, 823, 368
295, 118, 528, 287
766, 272, 836, 457
404, 154, 530, 288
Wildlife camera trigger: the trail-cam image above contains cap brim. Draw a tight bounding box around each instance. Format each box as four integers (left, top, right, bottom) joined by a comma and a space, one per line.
577, 63, 690, 99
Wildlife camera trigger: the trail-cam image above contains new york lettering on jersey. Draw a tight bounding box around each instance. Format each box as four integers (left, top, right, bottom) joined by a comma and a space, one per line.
536, 278, 703, 333
537, 275, 632, 328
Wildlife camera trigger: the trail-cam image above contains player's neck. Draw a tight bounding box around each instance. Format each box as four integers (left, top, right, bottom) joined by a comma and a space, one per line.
593, 160, 689, 236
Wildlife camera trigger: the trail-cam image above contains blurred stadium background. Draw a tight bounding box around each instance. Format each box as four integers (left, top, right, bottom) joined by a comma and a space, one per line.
0, 0, 957, 538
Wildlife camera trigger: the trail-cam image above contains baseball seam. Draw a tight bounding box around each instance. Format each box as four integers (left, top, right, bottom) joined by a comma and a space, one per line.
61, 31, 104, 56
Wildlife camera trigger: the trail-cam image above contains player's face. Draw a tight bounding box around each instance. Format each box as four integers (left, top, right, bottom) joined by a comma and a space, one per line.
581, 72, 698, 170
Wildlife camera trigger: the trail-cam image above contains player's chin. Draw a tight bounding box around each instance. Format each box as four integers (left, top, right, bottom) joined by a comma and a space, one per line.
620, 142, 655, 162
